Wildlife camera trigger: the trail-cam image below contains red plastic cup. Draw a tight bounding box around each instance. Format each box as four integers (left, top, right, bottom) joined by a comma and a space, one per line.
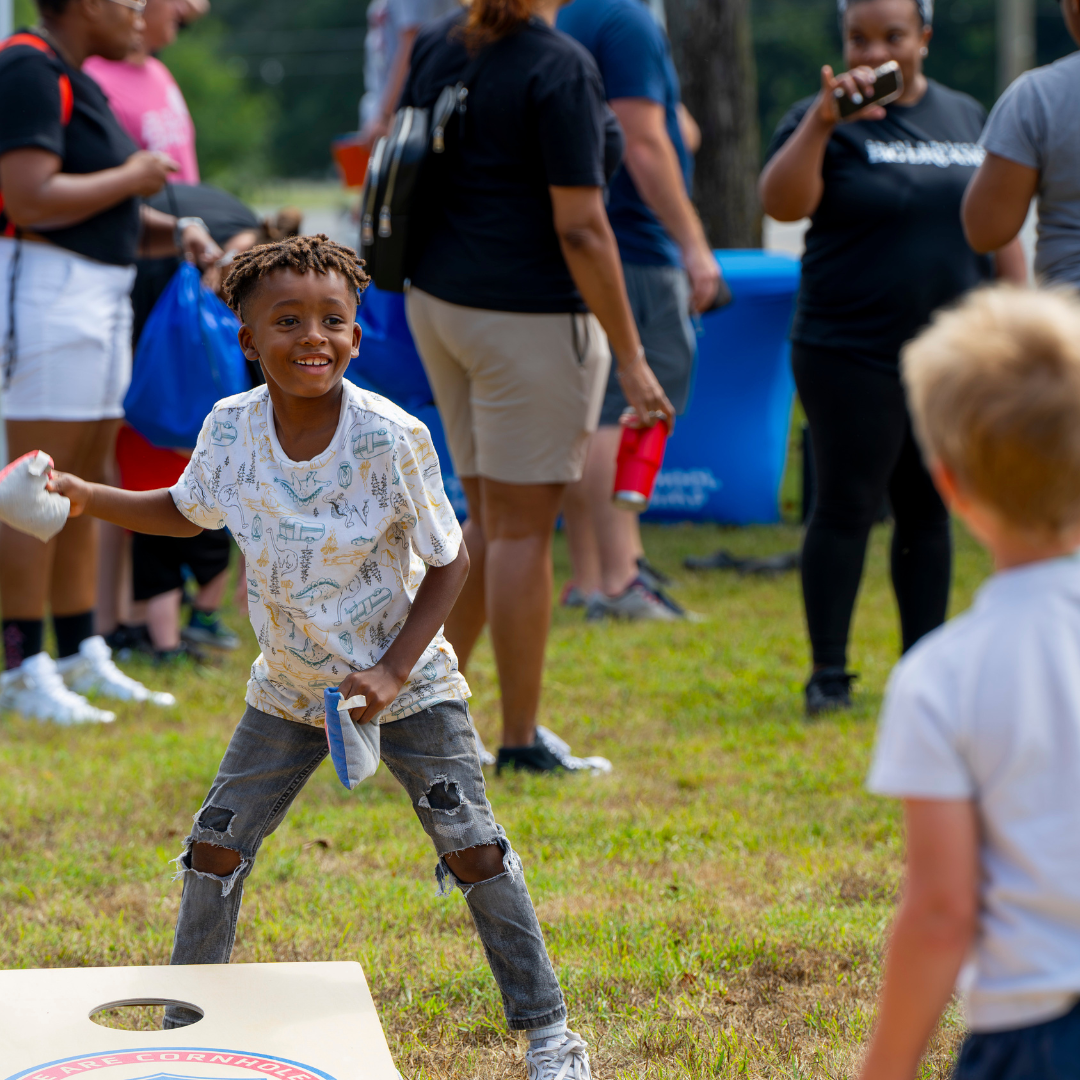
612, 418, 669, 512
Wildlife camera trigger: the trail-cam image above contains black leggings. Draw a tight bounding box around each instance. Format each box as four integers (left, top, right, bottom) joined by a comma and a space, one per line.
792, 343, 951, 669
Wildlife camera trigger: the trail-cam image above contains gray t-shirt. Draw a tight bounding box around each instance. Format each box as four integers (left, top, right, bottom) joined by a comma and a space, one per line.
980, 52, 1080, 287
868, 554, 1080, 1032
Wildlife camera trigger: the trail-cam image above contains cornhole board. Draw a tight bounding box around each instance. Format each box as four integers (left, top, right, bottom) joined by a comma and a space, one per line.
0, 962, 398, 1080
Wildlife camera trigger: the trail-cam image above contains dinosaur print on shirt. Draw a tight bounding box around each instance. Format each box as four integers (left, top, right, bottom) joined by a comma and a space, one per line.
170, 381, 468, 726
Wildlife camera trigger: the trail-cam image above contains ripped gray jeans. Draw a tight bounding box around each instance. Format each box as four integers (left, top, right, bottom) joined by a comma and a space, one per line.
165, 700, 566, 1032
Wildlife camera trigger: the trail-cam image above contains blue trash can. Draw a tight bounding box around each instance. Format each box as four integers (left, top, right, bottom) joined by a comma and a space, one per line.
351, 256, 800, 526
643, 250, 800, 525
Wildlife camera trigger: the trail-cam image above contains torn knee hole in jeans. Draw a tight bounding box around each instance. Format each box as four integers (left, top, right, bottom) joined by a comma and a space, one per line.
171, 829, 248, 898
196, 804, 236, 835
435, 833, 521, 898
418, 775, 467, 813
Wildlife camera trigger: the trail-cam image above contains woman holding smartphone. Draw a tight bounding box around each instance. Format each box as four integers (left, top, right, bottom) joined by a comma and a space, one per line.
759, 0, 1025, 716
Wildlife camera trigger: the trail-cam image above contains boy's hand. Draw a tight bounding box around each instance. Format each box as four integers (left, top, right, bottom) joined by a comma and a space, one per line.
46, 471, 93, 518
339, 663, 405, 725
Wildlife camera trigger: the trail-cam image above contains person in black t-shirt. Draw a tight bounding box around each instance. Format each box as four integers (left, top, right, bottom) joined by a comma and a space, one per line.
400, 0, 672, 783
759, 0, 1026, 717
0, 0, 222, 724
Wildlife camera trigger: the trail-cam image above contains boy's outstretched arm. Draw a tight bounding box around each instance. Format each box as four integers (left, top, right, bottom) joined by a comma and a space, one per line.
48, 472, 202, 537
339, 544, 470, 725
858, 798, 979, 1080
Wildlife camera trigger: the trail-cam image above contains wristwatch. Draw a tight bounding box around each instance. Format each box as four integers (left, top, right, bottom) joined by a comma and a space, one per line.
174, 216, 208, 250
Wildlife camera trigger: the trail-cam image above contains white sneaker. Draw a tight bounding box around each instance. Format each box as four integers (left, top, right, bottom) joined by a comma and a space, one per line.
0, 652, 115, 725
536, 727, 612, 774
473, 726, 497, 766
526, 1030, 592, 1080
56, 635, 175, 706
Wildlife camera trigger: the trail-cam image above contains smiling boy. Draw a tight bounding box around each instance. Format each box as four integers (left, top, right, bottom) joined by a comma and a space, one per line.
47, 235, 593, 1078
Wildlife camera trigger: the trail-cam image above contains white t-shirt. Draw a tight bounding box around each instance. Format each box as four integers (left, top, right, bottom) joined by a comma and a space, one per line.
868, 554, 1080, 1032
170, 382, 469, 727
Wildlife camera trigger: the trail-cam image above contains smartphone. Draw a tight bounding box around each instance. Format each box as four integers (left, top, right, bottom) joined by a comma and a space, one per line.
834, 60, 903, 118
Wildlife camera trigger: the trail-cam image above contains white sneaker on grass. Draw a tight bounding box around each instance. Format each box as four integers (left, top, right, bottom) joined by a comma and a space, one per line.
536, 726, 612, 774
0, 651, 115, 724
526, 1030, 593, 1080
56, 635, 175, 706
473, 726, 497, 766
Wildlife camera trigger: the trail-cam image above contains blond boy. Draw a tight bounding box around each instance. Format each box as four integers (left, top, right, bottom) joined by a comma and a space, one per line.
859, 286, 1080, 1080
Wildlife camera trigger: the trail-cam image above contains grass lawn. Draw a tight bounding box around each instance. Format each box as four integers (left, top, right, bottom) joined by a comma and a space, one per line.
0, 519, 993, 1078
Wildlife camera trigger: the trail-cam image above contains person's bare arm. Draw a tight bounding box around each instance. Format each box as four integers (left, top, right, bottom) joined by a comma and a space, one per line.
176, 0, 210, 25
48, 473, 202, 537
962, 152, 1039, 254
338, 544, 470, 724
677, 102, 700, 155
609, 97, 720, 312
139, 205, 223, 266
857, 799, 979, 1080
994, 236, 1028, 284
360, 25, 420, 144
0, 147, 177, 230
759, 64, 886, 222
549, 184, 674, 427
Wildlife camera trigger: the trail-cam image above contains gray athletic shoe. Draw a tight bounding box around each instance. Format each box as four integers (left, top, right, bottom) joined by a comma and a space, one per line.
588, 577, 681, 621
559, 583, 589, 608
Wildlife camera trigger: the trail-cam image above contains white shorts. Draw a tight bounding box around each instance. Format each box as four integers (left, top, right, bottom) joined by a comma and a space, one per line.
0, 237, 135, 422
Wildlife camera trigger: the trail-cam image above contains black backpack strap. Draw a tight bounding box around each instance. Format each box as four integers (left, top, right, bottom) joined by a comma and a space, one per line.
458, 42, 496, 94
430, 38, 502, 150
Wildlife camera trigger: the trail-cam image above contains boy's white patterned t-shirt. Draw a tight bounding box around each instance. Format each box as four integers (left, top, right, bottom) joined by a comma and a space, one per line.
170, 381, 469, 726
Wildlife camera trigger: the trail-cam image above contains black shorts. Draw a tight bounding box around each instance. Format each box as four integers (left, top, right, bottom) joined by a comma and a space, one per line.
132, 528, 232, 602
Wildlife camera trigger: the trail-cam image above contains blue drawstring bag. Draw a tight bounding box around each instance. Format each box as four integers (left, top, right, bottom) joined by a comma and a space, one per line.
346, 283, 433, 412
124, 261, 251, 449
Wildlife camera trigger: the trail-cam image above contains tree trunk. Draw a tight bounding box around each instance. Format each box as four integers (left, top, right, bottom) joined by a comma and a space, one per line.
667, 0, 761, 248
997, 0, 1035, 92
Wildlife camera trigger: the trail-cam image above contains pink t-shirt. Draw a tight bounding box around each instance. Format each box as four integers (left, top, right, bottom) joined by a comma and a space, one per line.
84, 55, 200, 184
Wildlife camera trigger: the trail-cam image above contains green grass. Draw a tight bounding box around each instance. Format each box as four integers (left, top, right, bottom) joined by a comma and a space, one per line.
0, 520, 993, 1078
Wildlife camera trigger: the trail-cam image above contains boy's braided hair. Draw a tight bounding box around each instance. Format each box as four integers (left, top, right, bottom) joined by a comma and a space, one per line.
221, 233, 369, 319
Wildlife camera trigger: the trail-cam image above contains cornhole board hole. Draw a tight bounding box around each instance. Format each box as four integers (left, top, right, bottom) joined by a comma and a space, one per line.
0, 962, 398, 1080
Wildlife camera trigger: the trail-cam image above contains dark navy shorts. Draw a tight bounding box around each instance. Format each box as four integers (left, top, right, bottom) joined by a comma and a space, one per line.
954, 1000, 1080, 1080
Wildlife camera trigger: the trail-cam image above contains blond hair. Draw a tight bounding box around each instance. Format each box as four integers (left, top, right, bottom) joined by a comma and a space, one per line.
902, 285, 1080, 534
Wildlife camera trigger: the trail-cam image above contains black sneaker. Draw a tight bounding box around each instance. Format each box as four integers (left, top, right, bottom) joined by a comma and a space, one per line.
496, 740, 565, 775
104, 623, 153, 658
154, 640, 207, 666
183, 609, 241, 651
805, 667, 857, 716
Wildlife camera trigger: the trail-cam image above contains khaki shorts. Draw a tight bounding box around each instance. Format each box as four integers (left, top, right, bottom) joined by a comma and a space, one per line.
405, 287, 610, 484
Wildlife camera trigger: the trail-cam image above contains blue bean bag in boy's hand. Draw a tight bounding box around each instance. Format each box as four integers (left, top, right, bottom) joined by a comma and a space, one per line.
124, 261, 252, 450
323, 688, 381, 790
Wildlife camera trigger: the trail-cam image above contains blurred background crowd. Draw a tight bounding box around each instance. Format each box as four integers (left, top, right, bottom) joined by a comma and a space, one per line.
0, 0, 1076, 766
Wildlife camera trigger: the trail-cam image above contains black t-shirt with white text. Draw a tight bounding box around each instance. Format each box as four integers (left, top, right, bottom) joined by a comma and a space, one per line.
401, 13, 615, 313
766, 80, 993, 365
0, 31, 140, 265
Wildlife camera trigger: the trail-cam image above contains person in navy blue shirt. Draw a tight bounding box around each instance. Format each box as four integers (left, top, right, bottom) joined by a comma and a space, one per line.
558, 0, 722, 622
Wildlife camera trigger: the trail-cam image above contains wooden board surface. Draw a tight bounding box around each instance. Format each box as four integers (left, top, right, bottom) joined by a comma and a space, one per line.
0, 962, 398, 1080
